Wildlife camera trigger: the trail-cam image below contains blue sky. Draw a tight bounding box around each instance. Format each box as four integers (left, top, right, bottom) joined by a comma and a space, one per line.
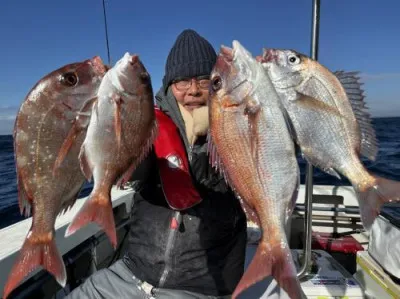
0, 0, 399, 135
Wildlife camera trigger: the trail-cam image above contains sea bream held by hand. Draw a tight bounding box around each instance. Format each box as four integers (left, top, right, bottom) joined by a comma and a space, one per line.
65, 53, 157, 248
208, 41, 304, 299
258, 48, 400, 231
4, 56, 107, 299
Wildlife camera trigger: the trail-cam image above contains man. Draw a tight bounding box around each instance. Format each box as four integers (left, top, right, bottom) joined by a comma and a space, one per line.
66, 29, 247, 299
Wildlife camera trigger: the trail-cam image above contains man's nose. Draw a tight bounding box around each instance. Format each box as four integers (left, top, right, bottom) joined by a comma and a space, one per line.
188, 78, 200, 95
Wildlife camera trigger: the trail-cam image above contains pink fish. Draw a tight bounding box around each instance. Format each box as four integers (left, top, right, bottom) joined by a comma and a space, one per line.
209, 41, 303, 299
65, 53, 157, 248
4, 56, 106, 299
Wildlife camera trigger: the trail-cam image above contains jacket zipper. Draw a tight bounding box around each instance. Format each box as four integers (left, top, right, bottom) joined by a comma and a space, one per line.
158, 137, 193, 286
158, 211, 181, 287
188, 145, 193, 162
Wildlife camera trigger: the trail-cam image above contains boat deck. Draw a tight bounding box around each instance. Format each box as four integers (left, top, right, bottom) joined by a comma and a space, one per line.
0, 184, 371, 298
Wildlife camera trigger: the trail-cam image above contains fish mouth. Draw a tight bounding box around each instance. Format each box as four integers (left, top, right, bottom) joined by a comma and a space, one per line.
231, 40, 259, 95
232, 40, 252, 62
231, 40, 258, 73
90, 56, 108, 76
128, 54, 139, 66
220, 45, 234, 61
215, 45, 233, 74
121, 52, 140, 67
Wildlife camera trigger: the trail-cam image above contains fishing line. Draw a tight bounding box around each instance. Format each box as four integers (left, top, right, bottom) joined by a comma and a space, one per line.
102, 0, 112, 65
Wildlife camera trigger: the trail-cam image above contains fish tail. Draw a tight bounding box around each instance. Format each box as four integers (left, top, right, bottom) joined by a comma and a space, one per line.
232, 237, 303, 299
3, 230, 66, 299
357, 175, 400, 230
65, 189, 117, 248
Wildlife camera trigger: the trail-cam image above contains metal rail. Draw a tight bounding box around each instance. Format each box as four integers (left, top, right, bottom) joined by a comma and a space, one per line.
294, 205, 360, 214
297, 0, 320, 279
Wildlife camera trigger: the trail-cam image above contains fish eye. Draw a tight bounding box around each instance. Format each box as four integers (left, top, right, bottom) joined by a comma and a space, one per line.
212, 76, 222, 91
60, 72, 78, 87
288, 54, 300, 65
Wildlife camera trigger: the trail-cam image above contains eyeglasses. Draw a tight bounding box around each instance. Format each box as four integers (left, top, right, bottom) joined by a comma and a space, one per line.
173, 76, 211, 91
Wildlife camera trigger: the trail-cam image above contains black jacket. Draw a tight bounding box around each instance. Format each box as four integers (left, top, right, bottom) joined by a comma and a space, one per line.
123, 88, 247, 296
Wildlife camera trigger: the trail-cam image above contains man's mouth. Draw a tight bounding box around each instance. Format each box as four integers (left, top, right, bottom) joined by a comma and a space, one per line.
184, 102, 206, 110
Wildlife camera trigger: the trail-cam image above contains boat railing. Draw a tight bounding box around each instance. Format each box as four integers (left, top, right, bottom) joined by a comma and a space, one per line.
0, 186, 135, 296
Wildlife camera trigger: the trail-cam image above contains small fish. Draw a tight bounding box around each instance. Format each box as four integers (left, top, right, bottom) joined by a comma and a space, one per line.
4, 56, 106, 299
65, 53, 157, 248
259, 48, 400, 230
208, 41, 303, 299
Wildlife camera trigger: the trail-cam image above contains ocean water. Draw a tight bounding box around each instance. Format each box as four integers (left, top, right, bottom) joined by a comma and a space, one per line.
1, 117, 400, 229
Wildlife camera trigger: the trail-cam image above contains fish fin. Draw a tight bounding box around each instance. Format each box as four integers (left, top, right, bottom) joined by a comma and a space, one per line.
115, 162, 136, 189
113, 95, 123, 150
65, 189, 116, 248
3, 231, 66, 299
287, 175, 300, 225
207, 133, 225, 177
53, 97, 97, 174
238, 196, 261, 227
207, 133, 238, 193
334, 70, 378, 161
324, 167, 341, 180
301, 150, 340, 180
244, 96, 262, 164
207, 133, 261, 226
280, 102, 298, 142
295, 92, 343, 118
116, 121, 158, 188
16, 171, 32, 217
78, 144, 93, 181
59, 185, 83, 215
232, 239, 303, 299
135, 121, 158, 171
247, 110, 261, 163
53, 122, 80, 175
356, 175, 400, 230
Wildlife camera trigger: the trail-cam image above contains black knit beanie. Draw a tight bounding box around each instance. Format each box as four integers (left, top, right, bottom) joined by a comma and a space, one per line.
162, 29, 217, 93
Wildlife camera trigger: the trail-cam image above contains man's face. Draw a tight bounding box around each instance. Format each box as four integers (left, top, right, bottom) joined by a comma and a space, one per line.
171, 76, 210, 112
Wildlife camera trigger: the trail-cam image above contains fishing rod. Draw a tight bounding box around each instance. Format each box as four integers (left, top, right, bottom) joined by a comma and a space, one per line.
297, 0, 320, 280
102, 0, 111, 65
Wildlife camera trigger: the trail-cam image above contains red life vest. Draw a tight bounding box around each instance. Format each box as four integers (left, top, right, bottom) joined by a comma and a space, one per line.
153, 107, 202, 210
